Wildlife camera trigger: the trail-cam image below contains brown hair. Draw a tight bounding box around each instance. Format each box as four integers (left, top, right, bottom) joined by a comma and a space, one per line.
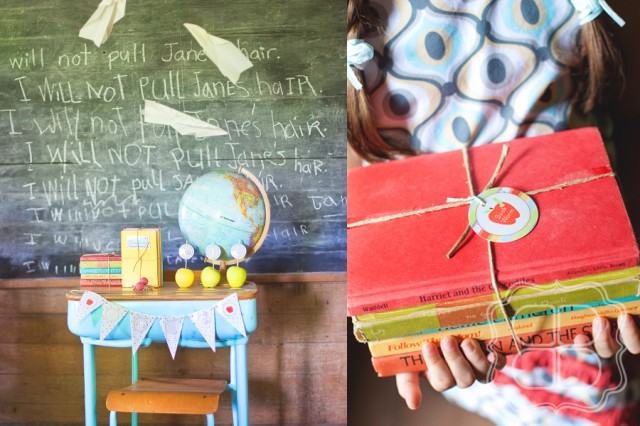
347, 0, 625, 162
574, 19, 625, 113
347, 0, 417, 162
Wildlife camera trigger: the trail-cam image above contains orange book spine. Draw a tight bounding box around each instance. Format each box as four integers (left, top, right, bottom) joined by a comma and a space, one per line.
371, 322, 591, 377
367, 298, 640, 357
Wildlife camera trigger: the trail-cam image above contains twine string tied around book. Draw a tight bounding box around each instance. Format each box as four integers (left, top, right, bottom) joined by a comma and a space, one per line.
347, 142, 615, 356
131, 228, 149, 284
347, 154, 613, 230
445, 144, 523, 354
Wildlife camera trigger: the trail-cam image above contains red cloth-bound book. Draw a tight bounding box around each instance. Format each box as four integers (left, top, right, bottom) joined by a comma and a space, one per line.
347, 128, 639, 316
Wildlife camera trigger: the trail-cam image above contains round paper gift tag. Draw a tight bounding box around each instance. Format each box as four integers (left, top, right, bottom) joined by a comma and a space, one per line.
178, 243, 195, 260
468, 187, 538, 243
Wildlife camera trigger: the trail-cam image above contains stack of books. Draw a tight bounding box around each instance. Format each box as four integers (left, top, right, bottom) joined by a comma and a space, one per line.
79, 253, 122, 286
347, 128, 640, 377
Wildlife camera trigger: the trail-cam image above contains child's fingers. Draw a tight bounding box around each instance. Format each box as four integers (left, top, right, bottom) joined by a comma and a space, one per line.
460, 338, 492, 383
487, 351, 506, 370
395, 372, 423, 410
422, 341, 456, 392
572, 333, 594, 356
593, 316, 619, 358
618, 314, 640, 354
439, 336, 475, 389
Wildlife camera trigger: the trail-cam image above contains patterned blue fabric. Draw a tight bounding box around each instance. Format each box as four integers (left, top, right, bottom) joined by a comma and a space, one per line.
361, 0, 582, 153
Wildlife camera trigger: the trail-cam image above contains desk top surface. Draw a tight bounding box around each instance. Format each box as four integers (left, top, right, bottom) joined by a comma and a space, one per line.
66, 282, 257, 301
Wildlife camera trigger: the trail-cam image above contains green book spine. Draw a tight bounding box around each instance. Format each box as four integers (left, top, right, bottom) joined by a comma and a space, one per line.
354, 268, 640, 342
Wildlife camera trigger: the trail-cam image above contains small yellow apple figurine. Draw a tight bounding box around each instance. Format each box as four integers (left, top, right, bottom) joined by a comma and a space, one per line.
227, 266, 247, 288
201, 266, 221, 288
175, 268, 195, 288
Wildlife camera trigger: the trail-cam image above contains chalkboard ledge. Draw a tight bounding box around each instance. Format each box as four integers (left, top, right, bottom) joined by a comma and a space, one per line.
0, 272, 346, 289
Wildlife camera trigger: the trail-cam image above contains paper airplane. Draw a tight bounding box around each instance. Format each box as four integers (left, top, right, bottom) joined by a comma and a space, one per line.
79, 0, 127, 47
184, 23, 253, 84
143, 100, 227, 137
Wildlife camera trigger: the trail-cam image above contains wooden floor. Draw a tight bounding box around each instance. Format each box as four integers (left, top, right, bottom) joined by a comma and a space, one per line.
347, 322, 494, 426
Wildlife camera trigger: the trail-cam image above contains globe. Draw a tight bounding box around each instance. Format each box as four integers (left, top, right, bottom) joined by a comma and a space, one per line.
178, 168, 270, 263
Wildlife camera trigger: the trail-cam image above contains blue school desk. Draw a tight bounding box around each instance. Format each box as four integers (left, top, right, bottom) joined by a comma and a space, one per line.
66, 282, 257, 426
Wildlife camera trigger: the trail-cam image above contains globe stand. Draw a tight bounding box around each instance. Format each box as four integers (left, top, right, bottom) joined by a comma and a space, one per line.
219, 262, 229, 286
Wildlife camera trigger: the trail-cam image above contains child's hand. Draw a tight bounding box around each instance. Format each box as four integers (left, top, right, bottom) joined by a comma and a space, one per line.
574, 315, 640, 357
395, 335, 506, 410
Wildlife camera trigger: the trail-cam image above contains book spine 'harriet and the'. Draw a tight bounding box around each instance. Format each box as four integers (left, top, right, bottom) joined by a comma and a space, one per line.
354, 275, 640, 341
350, 257, 639, 316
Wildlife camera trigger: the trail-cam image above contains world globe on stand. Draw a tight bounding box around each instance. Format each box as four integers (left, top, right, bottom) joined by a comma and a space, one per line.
178, 168, 270, 264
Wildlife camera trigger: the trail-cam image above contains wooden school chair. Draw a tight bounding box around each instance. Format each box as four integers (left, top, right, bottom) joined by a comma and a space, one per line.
106, 377, 226, 426
80, 337, 248, 426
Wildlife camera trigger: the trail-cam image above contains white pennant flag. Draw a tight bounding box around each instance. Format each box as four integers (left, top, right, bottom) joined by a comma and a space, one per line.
100, 302, 128, 340
159, 316, 184, 359
216, 293, 246, 337
190, 305, 217, 352
130, 312, 155, 354
75, 291, 106, 324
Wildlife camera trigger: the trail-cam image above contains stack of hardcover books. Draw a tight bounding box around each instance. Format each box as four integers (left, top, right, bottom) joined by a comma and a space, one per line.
347, 128, 640, 377
79, 253, 122, 286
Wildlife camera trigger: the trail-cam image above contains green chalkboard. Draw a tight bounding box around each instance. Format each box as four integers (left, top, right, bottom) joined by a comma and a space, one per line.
0, 0, 346, 277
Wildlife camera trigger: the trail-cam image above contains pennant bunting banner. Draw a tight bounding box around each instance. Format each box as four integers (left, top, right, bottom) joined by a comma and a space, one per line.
100, 302, 128, 340
74, 291, 106, 323
75, 291, 244, 356
216, 293, 246, 337
130, 312, 155, 354
159, 316, 185, 359
190, 305, 217, 352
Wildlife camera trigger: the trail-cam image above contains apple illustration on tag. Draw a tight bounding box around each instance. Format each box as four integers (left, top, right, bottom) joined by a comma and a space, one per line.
487, 198, 520, 225
468, 187, 538, 243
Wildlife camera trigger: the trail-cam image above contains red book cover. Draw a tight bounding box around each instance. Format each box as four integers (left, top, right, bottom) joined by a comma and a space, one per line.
80, 278, 122, 287
347, 128, 639, 316
80, 253, 121, 261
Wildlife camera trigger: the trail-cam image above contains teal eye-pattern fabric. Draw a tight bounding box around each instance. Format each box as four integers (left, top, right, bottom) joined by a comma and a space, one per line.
361, 0, 582, 153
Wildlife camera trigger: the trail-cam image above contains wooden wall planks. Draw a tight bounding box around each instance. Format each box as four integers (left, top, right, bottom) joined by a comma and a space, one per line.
0, 277, 346, 425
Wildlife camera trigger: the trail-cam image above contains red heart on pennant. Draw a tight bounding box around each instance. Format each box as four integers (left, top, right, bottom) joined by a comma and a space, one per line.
86, 299, 94, 306
226, 305, 233, 314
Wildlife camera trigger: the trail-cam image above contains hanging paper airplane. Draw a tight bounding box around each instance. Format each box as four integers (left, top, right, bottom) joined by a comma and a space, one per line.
143, 100, 228, 137
184, 23, 253, 84
79, 0, 127, 47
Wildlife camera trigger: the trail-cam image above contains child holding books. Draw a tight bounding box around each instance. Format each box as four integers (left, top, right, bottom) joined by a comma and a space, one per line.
347, 0, 640, 424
